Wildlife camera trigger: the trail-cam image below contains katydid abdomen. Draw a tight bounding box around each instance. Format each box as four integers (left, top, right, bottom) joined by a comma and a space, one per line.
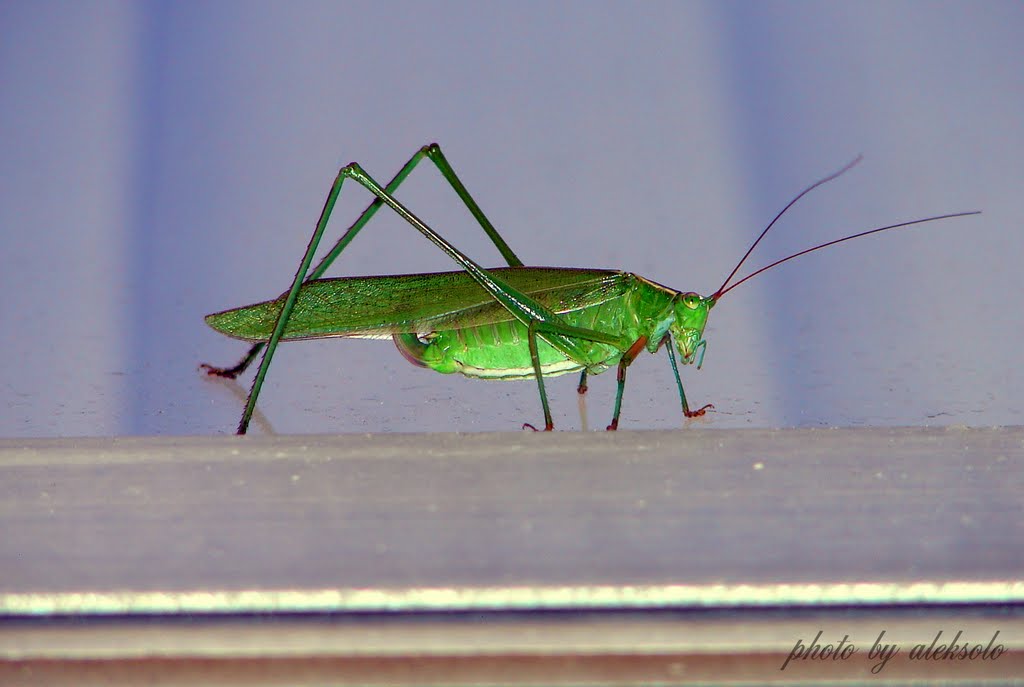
393, 294, 638, 380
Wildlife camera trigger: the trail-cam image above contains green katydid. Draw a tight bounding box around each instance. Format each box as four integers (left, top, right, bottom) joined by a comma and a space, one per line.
201, 143, 979, 434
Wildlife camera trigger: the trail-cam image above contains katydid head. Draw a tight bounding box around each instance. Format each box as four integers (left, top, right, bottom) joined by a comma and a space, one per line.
671, 291, 714, 368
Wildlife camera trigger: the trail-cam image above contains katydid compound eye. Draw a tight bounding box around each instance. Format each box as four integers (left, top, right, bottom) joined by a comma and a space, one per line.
682, 293, 701, 309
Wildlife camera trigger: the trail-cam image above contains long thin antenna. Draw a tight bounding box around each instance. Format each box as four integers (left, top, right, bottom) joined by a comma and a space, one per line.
712, 211, 981, 300
714, 155, 864, 297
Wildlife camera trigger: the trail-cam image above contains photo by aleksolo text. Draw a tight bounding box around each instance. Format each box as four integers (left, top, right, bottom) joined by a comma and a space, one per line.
781, 629, 1005, 674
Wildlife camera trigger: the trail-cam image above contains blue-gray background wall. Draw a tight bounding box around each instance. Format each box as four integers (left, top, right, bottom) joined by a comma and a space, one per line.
1, 1, 1020, 436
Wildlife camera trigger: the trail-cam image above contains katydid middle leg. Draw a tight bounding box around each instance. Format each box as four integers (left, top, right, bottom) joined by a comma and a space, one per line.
202, 143, 522, 381
606, 336, 650, 431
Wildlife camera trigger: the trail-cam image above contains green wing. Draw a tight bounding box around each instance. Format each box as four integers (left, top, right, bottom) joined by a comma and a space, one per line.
205, 267, 635, 342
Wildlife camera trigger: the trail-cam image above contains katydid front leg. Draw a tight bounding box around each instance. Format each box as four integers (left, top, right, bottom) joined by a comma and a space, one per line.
659, 334, 713, 419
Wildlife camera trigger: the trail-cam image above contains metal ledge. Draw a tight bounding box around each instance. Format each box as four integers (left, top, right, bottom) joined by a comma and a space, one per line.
1, 427, 1022, 684
1, 427, 1022, 615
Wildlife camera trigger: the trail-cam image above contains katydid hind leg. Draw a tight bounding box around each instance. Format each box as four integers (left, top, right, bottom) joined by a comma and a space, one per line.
522, 319, 555, 431
237, 149, 521, 434
202, 144, 524, 382
200, 149, 431, 380
340, 164, 624, 362
358, 164, 631, 429
200, 343, 261, 379
421, 144, 523, 268
309, 144, 524, 283
240, 161, 622, 432
233, 168, 350, 434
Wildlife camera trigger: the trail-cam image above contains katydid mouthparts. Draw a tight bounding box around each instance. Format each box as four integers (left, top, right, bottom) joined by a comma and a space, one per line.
201, 144, 979, 433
